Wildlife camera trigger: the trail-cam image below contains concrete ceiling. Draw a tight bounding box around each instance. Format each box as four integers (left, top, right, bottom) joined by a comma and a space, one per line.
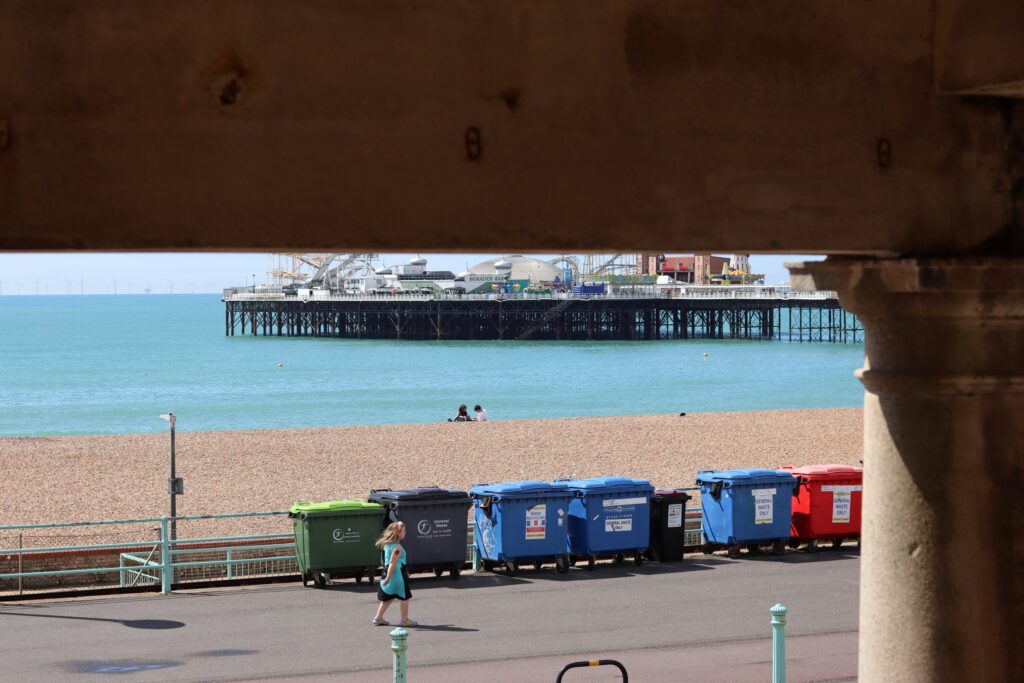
0, 0, 1021, 255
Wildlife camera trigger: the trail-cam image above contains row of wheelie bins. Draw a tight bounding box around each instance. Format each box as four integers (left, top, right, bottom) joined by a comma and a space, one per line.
471, 478, 670, 575
289, 488, 473, 587
696, 465, 863, 558
289, 465, 862, 585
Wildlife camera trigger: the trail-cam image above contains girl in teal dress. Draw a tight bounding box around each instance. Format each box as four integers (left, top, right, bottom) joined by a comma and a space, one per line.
372, 521, 416, 626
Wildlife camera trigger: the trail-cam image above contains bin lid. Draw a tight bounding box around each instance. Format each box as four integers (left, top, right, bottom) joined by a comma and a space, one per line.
654, 489, 694, 499
368, 487, 470, 502
696, 468, 796, 487
561, 477, 654, 494
470, 480, 570, 497
782, 464, 863, 481
289, 499, 383, 515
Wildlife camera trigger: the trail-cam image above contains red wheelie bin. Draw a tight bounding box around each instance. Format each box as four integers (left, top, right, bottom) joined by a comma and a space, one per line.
784, 464, 863, 551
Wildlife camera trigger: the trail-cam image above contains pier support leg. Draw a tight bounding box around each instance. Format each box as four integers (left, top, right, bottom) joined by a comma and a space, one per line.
790, 257, 1024, 683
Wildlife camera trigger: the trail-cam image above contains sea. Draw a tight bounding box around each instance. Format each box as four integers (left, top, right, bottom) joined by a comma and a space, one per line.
0, 295, 865, 436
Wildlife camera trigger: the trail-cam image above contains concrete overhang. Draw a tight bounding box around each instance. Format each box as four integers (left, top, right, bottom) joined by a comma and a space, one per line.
0, 1, 1020, 256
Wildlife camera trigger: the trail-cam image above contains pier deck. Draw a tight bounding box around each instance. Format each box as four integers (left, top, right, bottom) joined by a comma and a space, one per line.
223, 291, 861, 343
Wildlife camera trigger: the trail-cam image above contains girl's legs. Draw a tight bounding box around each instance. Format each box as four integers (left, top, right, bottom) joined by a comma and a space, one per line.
399, 598, 411, 622
374, 598, 394, 621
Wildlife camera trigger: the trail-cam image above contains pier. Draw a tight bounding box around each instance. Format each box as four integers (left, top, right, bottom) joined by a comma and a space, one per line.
223, 288, 861, 343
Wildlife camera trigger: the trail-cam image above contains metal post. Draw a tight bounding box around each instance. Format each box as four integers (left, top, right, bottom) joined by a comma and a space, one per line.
160, 516, 172, 594
771, 603, 788, 683
18, 533, 23, 595
472, 542, 480, 573
390, 627, 408, 683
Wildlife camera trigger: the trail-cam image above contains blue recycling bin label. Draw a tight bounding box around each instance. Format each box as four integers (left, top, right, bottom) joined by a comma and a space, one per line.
526, 504, 547, 539
602, 496, 647, 532
752, 489, 775, 524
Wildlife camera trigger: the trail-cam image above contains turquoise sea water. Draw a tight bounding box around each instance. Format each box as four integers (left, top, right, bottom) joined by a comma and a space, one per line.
0, 295, 865, 436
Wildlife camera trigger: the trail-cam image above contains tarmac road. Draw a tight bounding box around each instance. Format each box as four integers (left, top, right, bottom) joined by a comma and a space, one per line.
1, 550, 859, 682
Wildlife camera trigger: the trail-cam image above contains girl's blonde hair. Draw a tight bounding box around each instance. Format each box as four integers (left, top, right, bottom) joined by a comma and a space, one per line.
375, 521, 405, 548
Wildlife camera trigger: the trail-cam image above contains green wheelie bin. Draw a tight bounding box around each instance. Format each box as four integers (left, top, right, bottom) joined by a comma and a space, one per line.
289, 500, 386, 588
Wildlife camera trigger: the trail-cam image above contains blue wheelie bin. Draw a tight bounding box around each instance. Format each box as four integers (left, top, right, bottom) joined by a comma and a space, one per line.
696, 469, 797, 558
470, 480, 573, 575
563, 477, 654, 570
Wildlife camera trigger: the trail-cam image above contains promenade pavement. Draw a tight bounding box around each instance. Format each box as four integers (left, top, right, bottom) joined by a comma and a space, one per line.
1, 550, 859, 682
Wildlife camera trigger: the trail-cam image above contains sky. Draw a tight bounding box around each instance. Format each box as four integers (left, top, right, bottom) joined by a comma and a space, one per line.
0, 252, 823, 295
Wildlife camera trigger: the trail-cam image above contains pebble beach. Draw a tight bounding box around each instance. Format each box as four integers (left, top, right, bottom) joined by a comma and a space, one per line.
0, 409, 862, 540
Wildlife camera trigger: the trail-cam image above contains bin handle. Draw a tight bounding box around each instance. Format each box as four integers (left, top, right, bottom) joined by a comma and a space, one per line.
709, 481, 724, 501
369, 488, 392, 494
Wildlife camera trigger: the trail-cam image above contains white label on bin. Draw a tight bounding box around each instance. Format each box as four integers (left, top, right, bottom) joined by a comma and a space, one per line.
820, 485, 862, 492
525, 504, 546, 540
832, 491, 852, 523
331, 528, 361, 544
605, 517, 632, 532
415, 517, 453, 539
667, 503, 683, 528
752, 488, 775, 525
603, 497, 647, 508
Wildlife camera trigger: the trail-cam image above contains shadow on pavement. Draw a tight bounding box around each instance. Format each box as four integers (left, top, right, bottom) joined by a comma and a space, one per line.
0, 610, 185, 629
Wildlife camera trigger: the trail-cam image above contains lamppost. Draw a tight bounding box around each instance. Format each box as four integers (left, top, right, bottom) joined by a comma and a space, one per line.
159, 412, 183, 540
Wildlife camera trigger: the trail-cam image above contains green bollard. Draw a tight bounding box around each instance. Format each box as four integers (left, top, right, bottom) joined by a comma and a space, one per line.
771, 603, 788, 683
390, 627, 408, 683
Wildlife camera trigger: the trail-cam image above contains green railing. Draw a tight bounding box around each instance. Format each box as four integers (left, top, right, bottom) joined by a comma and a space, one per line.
2, 503, 706, 596
0, 511, 296, 596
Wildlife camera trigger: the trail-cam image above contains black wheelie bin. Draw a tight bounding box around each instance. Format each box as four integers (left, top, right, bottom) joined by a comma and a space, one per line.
368, 488, 473, 579
648, 489, 693, 562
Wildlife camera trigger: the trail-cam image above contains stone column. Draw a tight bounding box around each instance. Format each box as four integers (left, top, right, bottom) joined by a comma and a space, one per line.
789, 257, 1024, 683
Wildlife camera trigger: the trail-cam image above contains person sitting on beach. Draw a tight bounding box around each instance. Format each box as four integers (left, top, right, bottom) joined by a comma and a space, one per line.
473, 405, 489, 422
452, 404, 473, 422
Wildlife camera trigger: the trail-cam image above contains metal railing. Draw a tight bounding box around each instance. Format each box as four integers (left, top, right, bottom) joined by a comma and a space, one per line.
2, 503, 706, 597
223, 287, 837, 304
0, 511, 296, 596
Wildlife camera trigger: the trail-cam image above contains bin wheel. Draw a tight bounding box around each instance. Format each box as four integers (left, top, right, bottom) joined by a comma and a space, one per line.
831, 539, 844, 550
434, 567, 444, 578
451, 566, 461, 580
746, 543, 761, 555
355, 573, 363, 584
482, 559, 495, 572
771, 540, 786, 556
856, 537, 862, 550
613, 553, 625, 566
634, 553, 644, 567
701, 543, 715, 556
569, 556, 578, 567
787, 539, 802, 550
587, 557, 596, 571
313, 572, 328, 588
301, 571, 310, 587
806, 539, 820, 553
533, 560, 543, 571
555, 555, 570, 574
726, 545, 742, 559
505, 561, 518, 576
649, 546, 661, 562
